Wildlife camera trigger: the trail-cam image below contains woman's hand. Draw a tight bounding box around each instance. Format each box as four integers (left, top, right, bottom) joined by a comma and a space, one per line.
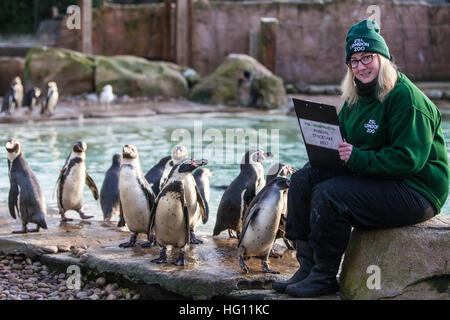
338, 139, 353, 163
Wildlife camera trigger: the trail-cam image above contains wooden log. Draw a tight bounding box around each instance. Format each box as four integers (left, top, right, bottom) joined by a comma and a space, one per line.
258, 17, 278, 73
79, 0, 92, 54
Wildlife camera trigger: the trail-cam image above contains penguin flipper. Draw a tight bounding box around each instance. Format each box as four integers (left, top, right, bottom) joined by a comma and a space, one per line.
85, 173, 99, 200
8, 183, 19, 219
238, 205, 260, 248
194, 183, 208, 224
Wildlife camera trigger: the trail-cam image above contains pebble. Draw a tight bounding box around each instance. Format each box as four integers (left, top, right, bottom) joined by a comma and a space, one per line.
95, 277, 106, 288
79, 253, 89, 262
0, 253, 138, 300
57, 245, 71, 253
42, 246, 59, 254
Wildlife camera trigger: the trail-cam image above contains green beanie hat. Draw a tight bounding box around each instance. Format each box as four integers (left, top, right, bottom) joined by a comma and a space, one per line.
345, 19, 391, 62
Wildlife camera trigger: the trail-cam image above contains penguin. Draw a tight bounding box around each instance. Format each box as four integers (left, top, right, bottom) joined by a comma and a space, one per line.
1, 77, 23, 114
144, 155, 174, 196
99, 84, 114, 109
41, 81, 58, 116
238, 177, 290, 274
170, 145, 207, 244
118, 144, 156, 248
100, 154, 122, 223
22, 87, 42, 112
266, 163, 297, 252
213, 150, 272, 239
5, 139, 47, 233
150, 158, 208, 266
56, 141, 99, 222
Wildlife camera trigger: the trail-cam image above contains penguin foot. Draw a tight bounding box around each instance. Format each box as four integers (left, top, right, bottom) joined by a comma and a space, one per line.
173, 251, 185, 266
151, 249, 168, 264
119, 241, 136, 248
140, 241, 153, 248
12, 229, 28, 234
238, 256, 249, 274
78, 212, 93, 220
119, 234, 137, 248
262, 260, 279, 274
189, 232, 203, 244
28, 227, 40, 233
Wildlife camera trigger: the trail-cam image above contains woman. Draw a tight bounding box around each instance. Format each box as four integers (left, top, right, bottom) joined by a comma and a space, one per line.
273, 19, 449, 298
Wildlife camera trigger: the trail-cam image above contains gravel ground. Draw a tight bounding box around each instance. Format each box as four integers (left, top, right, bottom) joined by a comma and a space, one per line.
0, 252, 140, 300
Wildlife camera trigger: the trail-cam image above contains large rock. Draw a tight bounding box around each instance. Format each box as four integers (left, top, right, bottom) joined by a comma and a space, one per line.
0, 57, 25, 95
23, 47, 191, 98
339, 214, 450, 300
24, 47, 95, 95
94, 55, 189, 98
189, 54, 288, 109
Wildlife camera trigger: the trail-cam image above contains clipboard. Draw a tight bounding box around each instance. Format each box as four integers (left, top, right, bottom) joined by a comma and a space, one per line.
293, 98, 344, 170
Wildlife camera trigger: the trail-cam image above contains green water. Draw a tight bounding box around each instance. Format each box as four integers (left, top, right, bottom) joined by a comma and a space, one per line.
1, 112, 449, 234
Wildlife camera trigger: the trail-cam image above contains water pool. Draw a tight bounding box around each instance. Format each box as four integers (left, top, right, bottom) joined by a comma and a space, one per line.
1, 112, 449, 235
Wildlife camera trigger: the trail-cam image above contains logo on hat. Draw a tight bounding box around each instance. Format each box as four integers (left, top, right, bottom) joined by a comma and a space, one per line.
350, 38, 370, 53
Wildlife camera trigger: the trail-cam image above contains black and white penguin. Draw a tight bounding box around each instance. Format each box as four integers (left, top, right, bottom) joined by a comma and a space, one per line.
56, 141, 99, 222
150, 158, 208, 266
1, 77, 23, 114
168, 144, 207, 244
118, 144, 156, 248
266, 162, 297, 252
41, 81, 58, 116
238, 177, 290, 274
22, 87, 42, 112
213, 150, 272, 239
5, 139, 47, 233
144, 155, 174, 196
100, 154, 122, 222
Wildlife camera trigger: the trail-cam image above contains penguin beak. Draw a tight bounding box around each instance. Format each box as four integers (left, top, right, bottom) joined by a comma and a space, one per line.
191, 159, 208, 168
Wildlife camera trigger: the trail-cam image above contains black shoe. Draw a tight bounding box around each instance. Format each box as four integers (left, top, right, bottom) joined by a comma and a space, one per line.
272, 267, 309, 293
285, 259, 340, 298
272, 240, 314, 293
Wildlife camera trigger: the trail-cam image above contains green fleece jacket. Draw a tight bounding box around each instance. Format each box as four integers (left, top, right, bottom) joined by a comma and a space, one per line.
338, 72, 449, 212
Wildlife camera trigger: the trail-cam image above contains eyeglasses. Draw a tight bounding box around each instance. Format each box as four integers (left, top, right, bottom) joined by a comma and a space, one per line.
348, 54, 376, 69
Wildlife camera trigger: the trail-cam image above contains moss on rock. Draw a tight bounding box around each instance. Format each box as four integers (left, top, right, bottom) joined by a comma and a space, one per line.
189, 54, 288, 109
24, 46, 95, 95
95, 55, 189, 98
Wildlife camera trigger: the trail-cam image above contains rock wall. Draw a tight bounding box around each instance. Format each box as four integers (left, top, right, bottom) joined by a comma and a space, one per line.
57, 3, 167, 59
191, 0, 450, 84
54, 0, 450, 84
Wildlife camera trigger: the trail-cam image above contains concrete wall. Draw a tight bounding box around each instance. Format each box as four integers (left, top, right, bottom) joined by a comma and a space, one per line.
191, 0, 450, 84
57, 3, 169, 59
56, 0, 450, 84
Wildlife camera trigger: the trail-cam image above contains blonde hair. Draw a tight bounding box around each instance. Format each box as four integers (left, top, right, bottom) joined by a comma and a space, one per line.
340, 54, 398, 107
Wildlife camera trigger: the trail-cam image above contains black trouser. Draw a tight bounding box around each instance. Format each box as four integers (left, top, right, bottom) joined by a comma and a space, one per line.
285, 164, 436, 262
